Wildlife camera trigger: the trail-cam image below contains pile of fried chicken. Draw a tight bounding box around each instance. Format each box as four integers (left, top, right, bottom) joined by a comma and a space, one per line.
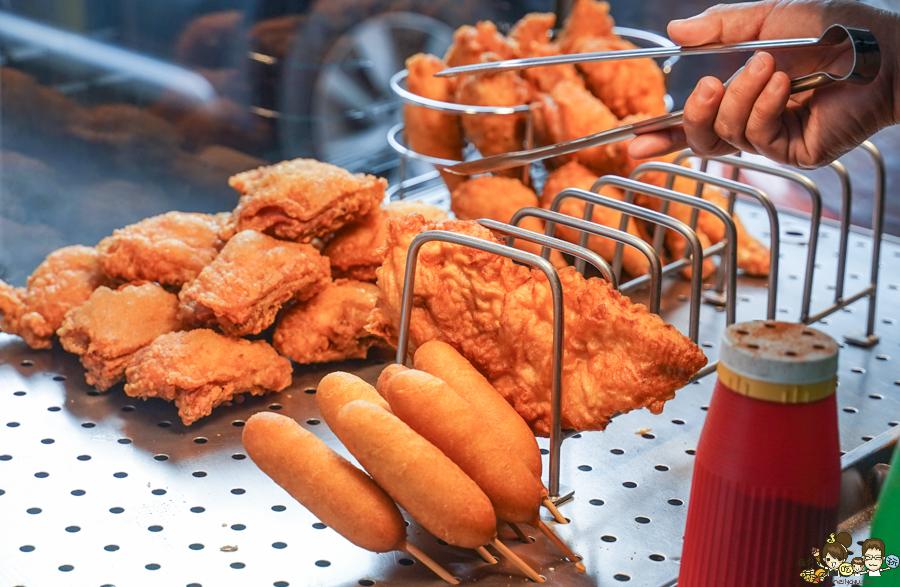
403, 0, 771, 280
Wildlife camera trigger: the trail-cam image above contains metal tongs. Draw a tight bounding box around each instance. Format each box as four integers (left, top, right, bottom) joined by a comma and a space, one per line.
437, 24, 879, 176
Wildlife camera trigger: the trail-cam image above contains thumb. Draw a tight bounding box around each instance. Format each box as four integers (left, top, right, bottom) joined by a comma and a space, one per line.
668, 1, 776, 46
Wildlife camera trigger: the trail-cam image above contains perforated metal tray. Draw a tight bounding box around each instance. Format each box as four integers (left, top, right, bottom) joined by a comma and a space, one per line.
1, 203, 898, 587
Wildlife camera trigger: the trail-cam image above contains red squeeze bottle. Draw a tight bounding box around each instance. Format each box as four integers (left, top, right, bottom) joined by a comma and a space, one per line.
679, 321, 841, 587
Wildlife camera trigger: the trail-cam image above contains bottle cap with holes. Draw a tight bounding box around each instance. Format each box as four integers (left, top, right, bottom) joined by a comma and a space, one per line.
717, 320, 839, 404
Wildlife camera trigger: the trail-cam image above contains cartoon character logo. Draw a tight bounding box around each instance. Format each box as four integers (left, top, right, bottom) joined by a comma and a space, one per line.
800, 533, 897, 582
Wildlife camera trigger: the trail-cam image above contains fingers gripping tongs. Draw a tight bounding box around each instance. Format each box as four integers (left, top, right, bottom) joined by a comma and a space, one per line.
435, 24, 880, 176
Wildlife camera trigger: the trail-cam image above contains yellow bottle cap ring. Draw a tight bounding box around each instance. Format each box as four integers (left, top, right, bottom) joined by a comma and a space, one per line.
716, 362, 837, 404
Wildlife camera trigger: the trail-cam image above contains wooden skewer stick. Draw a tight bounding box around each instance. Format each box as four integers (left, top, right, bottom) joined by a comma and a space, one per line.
536, 520, 586, 572
489, 538, 545, 583
405, 541, 459, 585
542, 496, 568, 524
508, 521, 531, 543
475, 545, 497, 564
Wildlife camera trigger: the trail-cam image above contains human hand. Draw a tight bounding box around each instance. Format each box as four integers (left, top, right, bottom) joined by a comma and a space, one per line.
628, 0, 900, 169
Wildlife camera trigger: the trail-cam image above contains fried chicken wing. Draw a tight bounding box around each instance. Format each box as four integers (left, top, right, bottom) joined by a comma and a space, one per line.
455, 56, 531, 177
555, 0, 616, 53
403, 54, 467, 191
0, 245, 109, 349
57, 283, 184, 390
124, 329, 292, 425
273, 279, 385, 364
517, 41, 586, 95
179, 230, 331, 336
541, 161, 649, 276
533, 80, 627, 175
97, 212, 230, 287
508, 12, 555, 49
366, 215, 706, 434
323, 201, 448, 282
229, 158, 386, 242
450, 176, 567, 269
574, 37, 668, 119
443, 21, 515, 68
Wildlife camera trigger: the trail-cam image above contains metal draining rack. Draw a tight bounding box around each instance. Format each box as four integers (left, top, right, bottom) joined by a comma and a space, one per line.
2, 90, 900, 587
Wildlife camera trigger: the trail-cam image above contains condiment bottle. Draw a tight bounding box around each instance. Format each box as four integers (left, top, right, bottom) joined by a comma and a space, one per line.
868, 436, 900, 584
679, 321, 841, 587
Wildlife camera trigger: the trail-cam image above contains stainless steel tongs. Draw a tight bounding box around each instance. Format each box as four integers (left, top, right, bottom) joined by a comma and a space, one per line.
437, 24, 879, 176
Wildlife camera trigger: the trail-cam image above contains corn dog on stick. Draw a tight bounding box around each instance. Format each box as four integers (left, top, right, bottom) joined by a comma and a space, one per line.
490, 538, 545, 583
316, 371, 390, 426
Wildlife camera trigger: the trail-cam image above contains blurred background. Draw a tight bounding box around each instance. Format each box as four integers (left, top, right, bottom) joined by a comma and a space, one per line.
1, 0, 897, 286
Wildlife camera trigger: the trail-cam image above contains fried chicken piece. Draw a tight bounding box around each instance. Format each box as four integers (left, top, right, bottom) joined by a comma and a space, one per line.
508, 12, 555, 48
455, 55, 531, 177
533, 80, 628, 175
555, 0, 616, 53
450, 176, 567, 269
175, 10, 243, 68
57, 283, 184, 391
0, 246, 109, 349
367, 215, 706, 434
229, 158, 386, 242
443, 21, 515, 68
274, 279, 384, 364
97, 212, 230, 287
68, 104, 182, 168
574, 37, 668, 119
403, 54, 466, 191
541, 162, 649, 276
179, 230, 331, 336
323, 201, 448, 282
508, 14, 585, 94
124, 329, 292, 425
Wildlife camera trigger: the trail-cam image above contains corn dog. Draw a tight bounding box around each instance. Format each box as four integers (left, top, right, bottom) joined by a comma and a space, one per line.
316, 371, 390, 426
414, 341, 542, 478
242, 411, 405, 553
384, 369, 544, 524
375, 363, 408, 398
333, 400, 497, 549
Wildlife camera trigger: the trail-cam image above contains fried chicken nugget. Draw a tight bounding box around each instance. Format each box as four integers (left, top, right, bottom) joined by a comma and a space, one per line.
0, 246, 109, 349
179, 230, 331, 336
573, 37, 668, 119
273, 279, 385, 364
366, 215, 706, 435
323, 201, 448, 282
540, 161, 649, 276
57, 283, 184, 391
508, 14, 585, 95
97, 211, 230, 287
403, 54, 466, 191
533, 80, 627, 175
450, 176, 567, 269
555, 0, 616, 53
443, 21, 515, 68
455, 56, 531, 178
229, 158, 386, 242
124, 329, 292, 425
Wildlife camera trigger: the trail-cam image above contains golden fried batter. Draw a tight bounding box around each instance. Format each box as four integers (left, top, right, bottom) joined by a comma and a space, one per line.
124, 329, 292, 425
403, 53, 466, 191
533, 80, 627, 176
97, 211, 230, 287
229, 158, 386, 242
574, 37, 668, 119
443, 21, 515, 68
57, 283, 184, 391
273, 279, 384, 364
367, 216, 706, 434
179, 230, 331, 336
450, 176, 567, 269
323, 201, 448, 282
508, 13, 585, 95
555, 0, 616, 52
0, 246, 109, 349
541, 161, 650, 276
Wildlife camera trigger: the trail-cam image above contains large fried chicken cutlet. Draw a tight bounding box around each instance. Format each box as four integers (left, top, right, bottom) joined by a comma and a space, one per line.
57, 282, 184, 391
273, 278, 384, 364
97, 211, 230, 287
124, 329, 292, 425
367, 215, 707, 435
0, 245, 109, 349
179, 229, 331, 336
229, 158, 386, 242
